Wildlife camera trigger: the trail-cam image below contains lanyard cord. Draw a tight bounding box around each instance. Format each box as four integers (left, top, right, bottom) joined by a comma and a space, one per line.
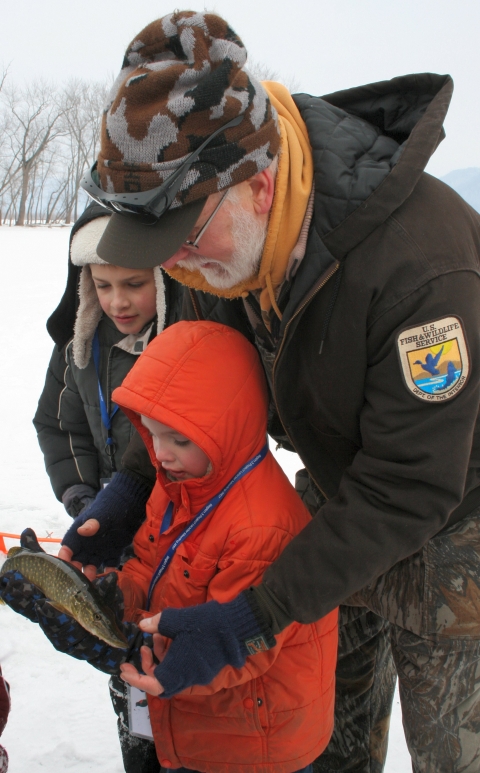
146, 442, 269, 610
92, 329, 120, 472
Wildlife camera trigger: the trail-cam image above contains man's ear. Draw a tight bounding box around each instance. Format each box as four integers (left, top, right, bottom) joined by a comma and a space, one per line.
247, 169, 276, 215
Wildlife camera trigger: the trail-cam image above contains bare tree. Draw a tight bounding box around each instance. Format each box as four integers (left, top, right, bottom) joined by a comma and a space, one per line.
2, 80, 68, 225
58, 78, 108, 223
0, 64, 19, 223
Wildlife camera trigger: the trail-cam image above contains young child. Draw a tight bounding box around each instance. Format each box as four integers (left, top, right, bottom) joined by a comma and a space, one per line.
34, 205, 172, 518
109, 320, 338, 773
34, 203, 181, 773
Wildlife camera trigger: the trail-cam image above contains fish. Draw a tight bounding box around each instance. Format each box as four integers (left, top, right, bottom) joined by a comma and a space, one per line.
0, 529, 128, 649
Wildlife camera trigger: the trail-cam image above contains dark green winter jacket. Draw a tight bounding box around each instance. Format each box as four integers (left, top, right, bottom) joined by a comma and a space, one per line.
123, 73, 480, 627
34, 314, 154, 500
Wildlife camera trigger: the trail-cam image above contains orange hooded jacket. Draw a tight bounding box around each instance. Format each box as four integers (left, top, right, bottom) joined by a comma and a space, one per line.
112, 321, 338, 773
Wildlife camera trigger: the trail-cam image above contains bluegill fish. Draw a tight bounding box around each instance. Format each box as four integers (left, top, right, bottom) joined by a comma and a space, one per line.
0, 530, 128, 649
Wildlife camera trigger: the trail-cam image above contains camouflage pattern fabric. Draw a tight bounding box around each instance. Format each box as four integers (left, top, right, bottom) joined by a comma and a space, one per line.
99, 11, 280, 205
314, 507, 480, 772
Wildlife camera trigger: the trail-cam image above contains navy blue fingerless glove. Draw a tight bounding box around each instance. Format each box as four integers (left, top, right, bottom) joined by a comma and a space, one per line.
61, 471, 152, 568
154, 591, 276, 698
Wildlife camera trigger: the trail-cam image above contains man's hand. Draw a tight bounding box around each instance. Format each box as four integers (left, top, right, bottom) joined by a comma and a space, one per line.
60, 470, 151, 576
134, 593, 276, 698
120, 639, 165, 696
58, 519, 112, 581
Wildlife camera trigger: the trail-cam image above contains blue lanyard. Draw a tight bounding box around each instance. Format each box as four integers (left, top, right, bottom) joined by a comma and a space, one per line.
92, 329, 120, 438
146, 442, 268, 610
92, 329, 120, 471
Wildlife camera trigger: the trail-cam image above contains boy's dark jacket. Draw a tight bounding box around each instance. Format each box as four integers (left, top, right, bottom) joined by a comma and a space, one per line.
33, 204, 184, 500
125, 73, 480, 624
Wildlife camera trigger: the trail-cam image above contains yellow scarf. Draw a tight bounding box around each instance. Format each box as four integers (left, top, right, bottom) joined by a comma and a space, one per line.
165, 82, 313, 324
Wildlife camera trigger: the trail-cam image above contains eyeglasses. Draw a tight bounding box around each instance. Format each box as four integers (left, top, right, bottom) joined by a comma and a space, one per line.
183, 188, 229, 249
80, 114, 243, 222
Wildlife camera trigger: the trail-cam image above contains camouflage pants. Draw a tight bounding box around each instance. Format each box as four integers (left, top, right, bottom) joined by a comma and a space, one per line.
313, 508, 480, 773
109, 675, 161, 773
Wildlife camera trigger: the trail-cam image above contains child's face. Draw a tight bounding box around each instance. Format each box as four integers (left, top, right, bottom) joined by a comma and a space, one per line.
141, 416, 210, 481
91, 264, 156, 335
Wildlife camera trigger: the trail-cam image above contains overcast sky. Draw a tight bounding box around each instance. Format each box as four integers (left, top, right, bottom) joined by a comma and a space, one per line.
2, 0, 480, 176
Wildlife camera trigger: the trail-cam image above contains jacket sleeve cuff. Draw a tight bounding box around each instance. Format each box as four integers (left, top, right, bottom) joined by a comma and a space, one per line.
244, 584, 294, 635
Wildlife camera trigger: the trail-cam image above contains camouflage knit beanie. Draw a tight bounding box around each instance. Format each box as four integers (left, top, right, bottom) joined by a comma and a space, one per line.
97, 10, 280, 205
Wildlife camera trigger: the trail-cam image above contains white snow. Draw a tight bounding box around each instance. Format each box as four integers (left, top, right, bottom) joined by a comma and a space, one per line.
0, 226, 410, 771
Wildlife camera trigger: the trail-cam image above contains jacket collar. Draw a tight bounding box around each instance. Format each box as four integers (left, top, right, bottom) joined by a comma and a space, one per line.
279, 73, 453, 332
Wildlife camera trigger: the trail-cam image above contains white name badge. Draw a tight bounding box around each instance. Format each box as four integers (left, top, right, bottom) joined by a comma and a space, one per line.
127, 685, 154, 741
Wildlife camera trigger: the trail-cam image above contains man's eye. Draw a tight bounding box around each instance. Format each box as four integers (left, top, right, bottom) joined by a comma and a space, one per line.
128, 282, 144, 288
174, 439, 190, 447
95, 284, 109, 289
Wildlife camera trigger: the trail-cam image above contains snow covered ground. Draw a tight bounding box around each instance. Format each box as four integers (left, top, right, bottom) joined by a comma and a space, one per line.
0, 227, 410, 772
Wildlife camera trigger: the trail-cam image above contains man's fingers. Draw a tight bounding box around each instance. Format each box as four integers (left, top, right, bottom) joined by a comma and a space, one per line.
140, 645, 155, 675
57, 545, 73, 562
57, 545, 98, 580
120, 664, 164, 696
120, 662, 139, 679
139, 612, 161, 634
152, 633, 168, 662
83, 564, 98, 581
77, 518, 100, 536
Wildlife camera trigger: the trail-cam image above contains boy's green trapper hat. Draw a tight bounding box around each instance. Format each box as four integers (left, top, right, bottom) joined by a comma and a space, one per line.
95, 10, 281, 268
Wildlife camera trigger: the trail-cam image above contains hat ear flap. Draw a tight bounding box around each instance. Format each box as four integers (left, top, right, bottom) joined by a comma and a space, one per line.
72, 266, 103, 369
154, 267, 167, 332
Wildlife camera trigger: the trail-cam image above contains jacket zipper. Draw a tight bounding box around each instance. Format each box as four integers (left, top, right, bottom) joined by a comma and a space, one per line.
272, 262, 340, 501
106, 345, 117, 473
189, 288, 205, 320
187, 265, 339, 500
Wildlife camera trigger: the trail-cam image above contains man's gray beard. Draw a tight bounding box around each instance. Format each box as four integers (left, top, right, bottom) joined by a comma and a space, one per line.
176, 204, 268, 290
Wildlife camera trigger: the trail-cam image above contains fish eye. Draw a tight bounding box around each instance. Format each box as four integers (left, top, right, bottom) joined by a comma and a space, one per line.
94, 613, 102, 620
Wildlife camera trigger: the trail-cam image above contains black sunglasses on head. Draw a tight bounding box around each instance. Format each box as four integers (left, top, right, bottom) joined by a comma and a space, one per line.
80, 114, 243, 221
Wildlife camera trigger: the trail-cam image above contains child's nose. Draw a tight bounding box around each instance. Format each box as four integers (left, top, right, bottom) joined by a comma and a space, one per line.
111, 290, 129, 310
153, 439, 174, 464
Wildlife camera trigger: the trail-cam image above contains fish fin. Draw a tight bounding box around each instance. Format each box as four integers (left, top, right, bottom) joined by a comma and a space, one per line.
44, 599, 69, 616
20, 528, 46, 554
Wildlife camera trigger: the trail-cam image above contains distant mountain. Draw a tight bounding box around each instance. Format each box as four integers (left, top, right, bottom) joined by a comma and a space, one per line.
440, 168, 480, 213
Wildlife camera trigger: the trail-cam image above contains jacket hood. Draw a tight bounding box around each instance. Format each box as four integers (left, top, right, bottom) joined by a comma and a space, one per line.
280, 73, 453, 330
112, 321, 268, 506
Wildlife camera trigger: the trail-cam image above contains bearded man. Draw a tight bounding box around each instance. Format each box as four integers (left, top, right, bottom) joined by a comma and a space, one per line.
36, 10, 480, 772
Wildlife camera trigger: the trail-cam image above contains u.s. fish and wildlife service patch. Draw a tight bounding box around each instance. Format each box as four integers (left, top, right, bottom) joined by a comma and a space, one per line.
397, 316, 470, 403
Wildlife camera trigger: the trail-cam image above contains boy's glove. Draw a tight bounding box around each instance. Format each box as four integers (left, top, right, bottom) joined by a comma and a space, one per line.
154, 592, 276, 698
35, 599, 150, 675
62, 484, 97, 519
30, 571, 150, 675
61, 471, 151, 568
0, 570, 44, 623
0, 528, 50, 622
